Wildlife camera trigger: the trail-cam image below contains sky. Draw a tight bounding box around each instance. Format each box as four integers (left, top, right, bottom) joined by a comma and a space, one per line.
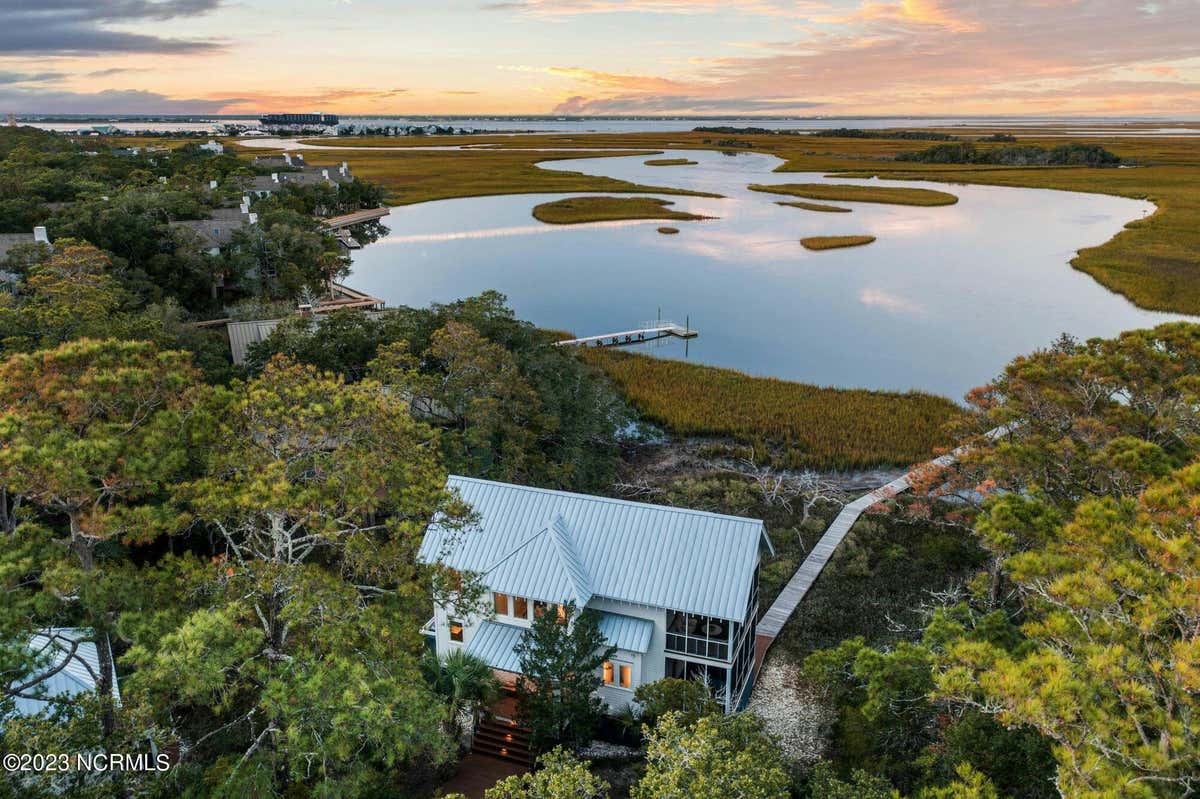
0, 0, 1198, 117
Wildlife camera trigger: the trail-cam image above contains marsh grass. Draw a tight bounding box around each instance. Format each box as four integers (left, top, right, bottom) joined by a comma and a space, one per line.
588, 350, 961, 469
532, 196, 712, 224
657, 227, 680, 234
801, 235, 876, 250
777, 201, 852, 213
644, 158, 699, 166
751, 183, 959, 206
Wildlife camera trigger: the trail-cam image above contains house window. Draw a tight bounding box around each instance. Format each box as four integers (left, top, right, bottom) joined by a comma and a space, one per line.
513, 596, 528, 619
449, 620, 463, 642
533, 600, 550, 618
603, 661, 633, 690
494, 593, 509, 616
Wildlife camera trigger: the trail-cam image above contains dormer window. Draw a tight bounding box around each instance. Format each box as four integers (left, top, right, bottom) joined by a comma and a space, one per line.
449, 620, 463, 642
494, 592, 509, 615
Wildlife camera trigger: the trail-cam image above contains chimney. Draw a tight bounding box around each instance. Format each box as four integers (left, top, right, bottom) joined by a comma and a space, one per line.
271, 172, 278, 183
341, 161, 348, 173
248, 212, 258, 225
33, 226, 48, 244
209, 179, 218, 189
283, 153, 292, 165
240, 200, 249, 214
321, 169, 329, 180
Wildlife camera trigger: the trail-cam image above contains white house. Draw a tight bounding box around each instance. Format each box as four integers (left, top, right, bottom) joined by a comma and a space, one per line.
7, 628, 119, 719
199, 139, 225, 154
419, 477, 773, 714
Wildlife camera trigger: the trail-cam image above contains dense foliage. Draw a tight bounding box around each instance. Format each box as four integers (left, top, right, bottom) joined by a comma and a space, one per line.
250, 291, 634, 492
896, 141, 1121, 167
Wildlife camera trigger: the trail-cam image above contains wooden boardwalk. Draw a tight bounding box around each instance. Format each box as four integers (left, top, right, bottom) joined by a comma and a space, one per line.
754, 426, 1009, 664
755, 455, 956, 645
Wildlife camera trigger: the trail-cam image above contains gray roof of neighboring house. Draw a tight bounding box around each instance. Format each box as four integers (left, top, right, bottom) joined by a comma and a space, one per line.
227, 318, 282, 365
465, 611, 654, 673
0, 233, 33, 261
10, 628, 120, 718
420, 477, 773, 621
169, 218, 242, 249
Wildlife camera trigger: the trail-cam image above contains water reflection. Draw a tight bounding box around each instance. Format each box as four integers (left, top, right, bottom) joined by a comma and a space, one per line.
347, 149, 1185, 400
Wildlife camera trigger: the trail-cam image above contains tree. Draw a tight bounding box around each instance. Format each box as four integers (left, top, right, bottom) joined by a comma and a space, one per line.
807, 761, 896, 799
421, 648, 501, 744
483, 747, 609, 799
0, 338, 197, 737
633, 677, 720, 729
372, 320, 543, 483
0, 240, 153, 354
936, 463, 1200, 798
122, 356, 466, 795
514, 602, 615, 753
633, 712, 791, 799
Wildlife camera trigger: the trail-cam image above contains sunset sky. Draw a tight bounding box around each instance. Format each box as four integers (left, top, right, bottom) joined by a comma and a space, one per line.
2, 0, 1198, 117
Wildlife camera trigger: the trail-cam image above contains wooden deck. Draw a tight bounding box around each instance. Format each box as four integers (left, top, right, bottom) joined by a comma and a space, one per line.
320, 207, 390, 230
555, 322, 698, 348
437, 753, 527, 798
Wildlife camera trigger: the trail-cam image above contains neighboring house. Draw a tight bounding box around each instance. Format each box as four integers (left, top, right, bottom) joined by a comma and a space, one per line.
0, 227, 53, 289
199, 139, 224, 154
224, 284, 386, 364
7, 628, 119, 718
169, 207, 257, 256
419, 477, 773, 714
110, 147, 141, 157
239, 157, 354, 197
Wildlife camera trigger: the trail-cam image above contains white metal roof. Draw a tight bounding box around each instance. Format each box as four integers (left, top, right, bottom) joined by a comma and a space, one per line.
10, 628, 120, 718
465, 611, 654, 673
420, 477, 772, 621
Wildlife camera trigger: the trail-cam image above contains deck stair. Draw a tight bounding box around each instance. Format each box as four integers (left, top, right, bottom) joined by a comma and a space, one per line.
472, 716, 533, 766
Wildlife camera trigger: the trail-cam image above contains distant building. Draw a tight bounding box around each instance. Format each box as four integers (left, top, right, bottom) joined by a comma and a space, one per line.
259, 113, 339, 128
198, 139, 225, 154
238, 159, 354, 198
7, 628, 120, 719
110, 147, 141, 157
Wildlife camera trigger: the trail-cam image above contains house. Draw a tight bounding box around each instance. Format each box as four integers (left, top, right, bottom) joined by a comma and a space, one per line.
419, 477, 773, 714
223, 284, 386, 364
0, 226, 52, 289
7, 628, 120, 718
199, 139, 225, 154
238, 159, 354, 198
168, 207, 256, 256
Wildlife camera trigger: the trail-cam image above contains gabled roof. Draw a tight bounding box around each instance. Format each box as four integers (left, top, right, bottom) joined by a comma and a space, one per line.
420, 476, 772, 621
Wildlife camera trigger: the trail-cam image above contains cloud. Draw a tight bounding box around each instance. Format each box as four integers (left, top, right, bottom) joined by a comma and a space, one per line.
0, 0, 225, 55
553, 94, 824, 114
544, 0, 1200, 115
0, 86, 230, 114
483, 0, 810, 14
214, 87, 409, 113
0, 70, 67, 84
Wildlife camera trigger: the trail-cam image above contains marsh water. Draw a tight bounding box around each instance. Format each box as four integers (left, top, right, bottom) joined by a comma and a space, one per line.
341, 148, 1182, 400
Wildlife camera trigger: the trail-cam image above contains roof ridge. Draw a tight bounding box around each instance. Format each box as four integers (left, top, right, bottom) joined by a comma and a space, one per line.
548, 514, 592, 607
448, 475, 765, 527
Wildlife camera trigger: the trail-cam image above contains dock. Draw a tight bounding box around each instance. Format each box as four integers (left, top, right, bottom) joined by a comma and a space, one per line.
555, 322, 697, 348
320, 207, 390, 230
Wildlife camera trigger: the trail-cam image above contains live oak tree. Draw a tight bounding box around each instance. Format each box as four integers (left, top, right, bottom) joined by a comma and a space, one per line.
0, 338, 197, 737
122, 356, 467, 796
514, 602, 615, 753
633, 712, 791, 799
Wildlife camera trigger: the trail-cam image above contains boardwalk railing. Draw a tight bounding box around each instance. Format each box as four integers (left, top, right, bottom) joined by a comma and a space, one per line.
753, 426, 1009, 670
555, 322, 698, 348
